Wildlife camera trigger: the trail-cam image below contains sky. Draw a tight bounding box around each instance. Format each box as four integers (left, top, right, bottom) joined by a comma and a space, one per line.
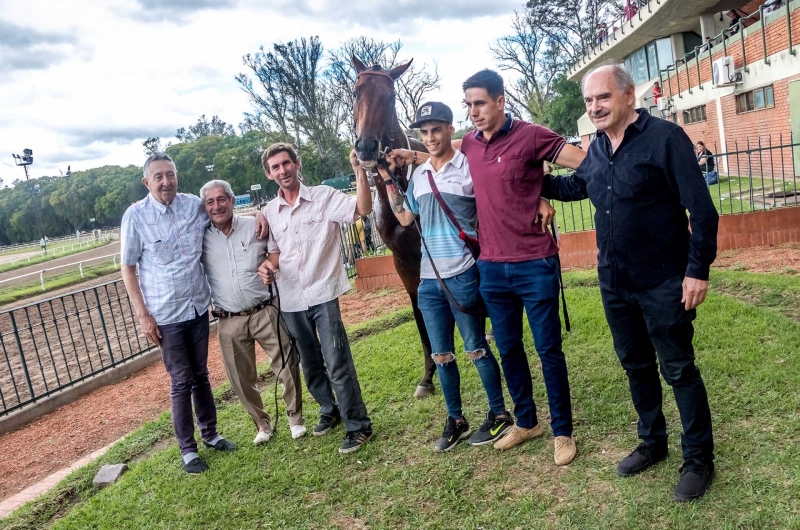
0, 0, 525, 182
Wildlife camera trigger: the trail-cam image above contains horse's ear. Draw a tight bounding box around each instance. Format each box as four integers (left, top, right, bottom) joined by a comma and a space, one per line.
388, 59, 413, 81
352, 55, 367, 74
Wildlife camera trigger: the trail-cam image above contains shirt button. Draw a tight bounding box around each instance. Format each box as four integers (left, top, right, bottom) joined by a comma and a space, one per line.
610, 161, 613, 165
606, 210, 610, 214
607, 186, 611, 190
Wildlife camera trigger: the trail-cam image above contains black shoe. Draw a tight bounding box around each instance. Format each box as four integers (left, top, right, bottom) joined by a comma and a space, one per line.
468, 411, 513, 446
617, 442, 668, 477
674, 461, 714, 502
203, 437, 237, 451
434, 416, 471, 452
339, 428, 373, 454
313, 414, 342, 436
182, 457, 208, 474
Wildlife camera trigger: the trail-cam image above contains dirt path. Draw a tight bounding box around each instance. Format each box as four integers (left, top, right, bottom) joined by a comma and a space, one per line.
0, 286, 409, 500
0, 242, 119, 286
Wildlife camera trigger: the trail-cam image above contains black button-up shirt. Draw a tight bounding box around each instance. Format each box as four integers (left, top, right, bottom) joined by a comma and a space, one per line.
542, 109, 719, 290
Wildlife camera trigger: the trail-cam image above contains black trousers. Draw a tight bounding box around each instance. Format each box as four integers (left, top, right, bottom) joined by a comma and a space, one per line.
600, 275, 714, 463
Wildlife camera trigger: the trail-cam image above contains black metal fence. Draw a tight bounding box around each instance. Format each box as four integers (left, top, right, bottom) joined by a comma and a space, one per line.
0, 279, 149, 417
552, 135, 800, 234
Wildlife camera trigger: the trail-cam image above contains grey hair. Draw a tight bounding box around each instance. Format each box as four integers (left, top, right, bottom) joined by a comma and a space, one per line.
199, 179, 235, 202
143, 152, 175, 179
581, 60, 635, 93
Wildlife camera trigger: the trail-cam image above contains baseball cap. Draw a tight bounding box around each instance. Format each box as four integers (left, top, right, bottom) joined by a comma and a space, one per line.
410, 102, 453, 128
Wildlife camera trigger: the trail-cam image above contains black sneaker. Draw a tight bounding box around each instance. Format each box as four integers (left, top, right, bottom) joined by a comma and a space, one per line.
183, 457, 208, 474
313, 414, 342, 436
674, 461, 714, 502
203, 437, 237, 451
434, 416, 471, 452
617, 442, 669, 477
468, 411, 514, 446
338, 428, 373, 454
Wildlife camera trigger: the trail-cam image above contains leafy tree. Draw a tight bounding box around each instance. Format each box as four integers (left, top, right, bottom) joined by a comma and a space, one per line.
176, 115, 235, 143
542, 75, 584, 137
143, 137, 163, 156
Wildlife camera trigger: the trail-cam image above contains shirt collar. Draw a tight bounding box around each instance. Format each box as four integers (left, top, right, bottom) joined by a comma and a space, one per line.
475, 113, 513, 139
277, 183, 311, 208
208, 214, 238, 236
596, 108, 649, 139
419, 149, 466, 174
146, 192, 177, 214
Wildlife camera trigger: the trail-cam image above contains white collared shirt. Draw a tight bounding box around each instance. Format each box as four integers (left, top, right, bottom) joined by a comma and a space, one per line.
201, 215, 273, 313
263, 184, 357, 312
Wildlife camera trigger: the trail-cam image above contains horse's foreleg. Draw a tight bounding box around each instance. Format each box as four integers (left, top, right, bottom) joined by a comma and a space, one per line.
410, 295, 436, 398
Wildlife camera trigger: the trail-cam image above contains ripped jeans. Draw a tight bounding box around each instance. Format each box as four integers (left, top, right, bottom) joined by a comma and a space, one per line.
417, 265, 506, 420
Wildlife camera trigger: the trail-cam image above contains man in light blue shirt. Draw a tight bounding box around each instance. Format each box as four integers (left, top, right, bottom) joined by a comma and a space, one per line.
121, 152, 239, 474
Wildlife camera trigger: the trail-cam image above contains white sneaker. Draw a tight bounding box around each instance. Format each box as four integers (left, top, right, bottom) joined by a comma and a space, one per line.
290, 424, 307, 439
253, 430, 273, 445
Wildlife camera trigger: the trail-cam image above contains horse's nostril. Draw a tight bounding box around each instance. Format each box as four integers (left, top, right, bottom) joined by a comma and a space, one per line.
355, 138, 363, 150
372, 140, 379, 151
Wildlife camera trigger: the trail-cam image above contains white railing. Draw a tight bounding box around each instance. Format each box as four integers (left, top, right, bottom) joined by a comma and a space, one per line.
0, 228, 120, 256
0, 253, 121, 291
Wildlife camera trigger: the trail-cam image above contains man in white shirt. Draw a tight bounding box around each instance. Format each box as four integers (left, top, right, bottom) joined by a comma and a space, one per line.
258, 143, 373, 454
200, 179, 305, 445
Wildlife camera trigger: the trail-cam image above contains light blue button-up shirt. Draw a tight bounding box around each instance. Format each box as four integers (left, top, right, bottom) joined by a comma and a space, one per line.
121, 193, 211, 325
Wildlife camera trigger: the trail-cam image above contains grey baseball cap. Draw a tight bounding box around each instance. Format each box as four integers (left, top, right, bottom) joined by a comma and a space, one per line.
410, 101, 453, 128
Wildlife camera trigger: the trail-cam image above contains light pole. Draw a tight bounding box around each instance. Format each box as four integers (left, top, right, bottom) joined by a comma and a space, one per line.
12, 149, 44, 239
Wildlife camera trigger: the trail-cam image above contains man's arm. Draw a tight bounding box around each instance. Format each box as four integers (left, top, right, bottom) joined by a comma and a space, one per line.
664, 129, 719, 310
121, 265, 161, 347
377, 162, 415, 227
553, 144, 586, 170
351, 150, 372, 217
540, 172, 590, 202
258, 252, 280, 285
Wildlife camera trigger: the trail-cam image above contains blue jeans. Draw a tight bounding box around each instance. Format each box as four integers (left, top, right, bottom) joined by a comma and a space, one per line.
417, 265, 506, 420
477, 257, 573, 436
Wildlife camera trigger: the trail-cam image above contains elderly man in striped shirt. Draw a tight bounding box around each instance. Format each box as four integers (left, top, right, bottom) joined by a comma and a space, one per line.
258, 143, 373, 454
121, 152, 267, 474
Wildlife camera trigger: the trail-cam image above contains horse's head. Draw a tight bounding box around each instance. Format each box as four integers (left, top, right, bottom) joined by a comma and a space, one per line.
352, 55, 412, 169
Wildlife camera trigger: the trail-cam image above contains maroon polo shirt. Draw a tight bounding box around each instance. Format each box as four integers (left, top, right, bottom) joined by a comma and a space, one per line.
461, 114, 566, 262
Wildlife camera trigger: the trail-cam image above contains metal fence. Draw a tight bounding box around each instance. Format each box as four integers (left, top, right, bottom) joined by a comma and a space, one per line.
0, 279, 149, 417
552, 135, 800, 234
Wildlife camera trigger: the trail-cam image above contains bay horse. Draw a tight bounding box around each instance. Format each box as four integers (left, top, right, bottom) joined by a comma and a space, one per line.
352, 55, 436, 398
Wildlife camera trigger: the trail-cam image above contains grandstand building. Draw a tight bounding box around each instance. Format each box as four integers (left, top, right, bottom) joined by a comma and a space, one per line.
568, 0, 800, 177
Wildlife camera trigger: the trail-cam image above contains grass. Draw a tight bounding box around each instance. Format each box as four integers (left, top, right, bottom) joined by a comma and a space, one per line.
0, 240, 110, 274
3, 270, 800, 529
0, 263, 119, 306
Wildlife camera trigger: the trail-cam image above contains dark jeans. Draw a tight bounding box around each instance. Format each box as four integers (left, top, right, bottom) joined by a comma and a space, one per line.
477, 257, 573, 436
417, 265, 506, 420
283, 299, 371, 433
158, 311, 217, 455
600, 275, 714, 463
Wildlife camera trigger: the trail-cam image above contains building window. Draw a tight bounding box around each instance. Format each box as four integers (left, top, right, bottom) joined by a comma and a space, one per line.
736, 85, 775, 113
682, 105, 707, 124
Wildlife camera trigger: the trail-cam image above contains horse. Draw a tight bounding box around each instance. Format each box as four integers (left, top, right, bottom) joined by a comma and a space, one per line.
351, 55, 436, 399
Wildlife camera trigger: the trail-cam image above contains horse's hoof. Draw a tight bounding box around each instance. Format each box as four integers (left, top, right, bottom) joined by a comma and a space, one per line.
414, 385, 435, 399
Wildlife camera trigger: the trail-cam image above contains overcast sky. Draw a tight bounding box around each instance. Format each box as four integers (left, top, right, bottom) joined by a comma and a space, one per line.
0, 0, 524, 182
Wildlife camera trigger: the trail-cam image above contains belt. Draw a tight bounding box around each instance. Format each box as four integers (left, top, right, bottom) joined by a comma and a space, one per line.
211, 298, 272, 319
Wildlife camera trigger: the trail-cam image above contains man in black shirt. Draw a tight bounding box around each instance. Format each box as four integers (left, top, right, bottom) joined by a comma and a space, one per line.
542, 63, 718, 502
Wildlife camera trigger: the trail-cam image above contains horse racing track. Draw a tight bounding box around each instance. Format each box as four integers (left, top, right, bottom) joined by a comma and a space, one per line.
0, 279, 150, 418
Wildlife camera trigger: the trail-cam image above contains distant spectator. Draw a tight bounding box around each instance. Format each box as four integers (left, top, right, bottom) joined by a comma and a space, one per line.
652, 81, 662, 104
764, 0, 784, 16
699, 37, 712, 53
40, 237, 46, 252
696, 141, 718, 185
728, 10, 742, 35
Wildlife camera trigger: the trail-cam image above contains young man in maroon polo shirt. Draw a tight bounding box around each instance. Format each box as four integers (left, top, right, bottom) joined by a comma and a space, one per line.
462, 69, 585, 465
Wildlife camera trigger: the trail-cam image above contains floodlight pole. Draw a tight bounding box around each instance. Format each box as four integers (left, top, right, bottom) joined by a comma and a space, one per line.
12, 149, 44, 239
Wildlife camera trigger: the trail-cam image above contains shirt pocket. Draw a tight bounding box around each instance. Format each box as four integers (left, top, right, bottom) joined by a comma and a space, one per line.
239, 241, 262, 273
147, 240, 174, 265
499, 153, 526, 181
300, 211, 326, 242
613, 153, 656, 198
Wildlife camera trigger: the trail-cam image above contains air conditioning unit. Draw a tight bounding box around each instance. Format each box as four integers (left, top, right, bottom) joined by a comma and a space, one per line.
657, 97, 675, 118
713, 56, 742, 86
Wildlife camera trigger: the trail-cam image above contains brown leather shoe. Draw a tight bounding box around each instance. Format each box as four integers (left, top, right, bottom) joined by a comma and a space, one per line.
493, 424, 543, 450
554, 435, 577, 465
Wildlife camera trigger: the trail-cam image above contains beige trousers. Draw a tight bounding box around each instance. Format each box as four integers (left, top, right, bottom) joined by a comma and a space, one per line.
216, 302, 303, 432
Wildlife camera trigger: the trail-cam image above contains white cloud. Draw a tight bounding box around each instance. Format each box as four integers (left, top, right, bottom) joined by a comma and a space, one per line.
0, 0, 524, 182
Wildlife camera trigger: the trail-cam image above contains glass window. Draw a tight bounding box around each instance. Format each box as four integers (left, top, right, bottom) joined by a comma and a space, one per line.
766, 85, 774, 106
655, 38, 674, 72
646, 42, 659, 80
630, 48, 649, 85
736, 85, 775, 113
754, 89, 765, 109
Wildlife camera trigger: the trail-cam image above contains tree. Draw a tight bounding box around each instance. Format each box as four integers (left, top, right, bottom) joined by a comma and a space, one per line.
542, 75, 585, 137
175, 115, 235, 143
143, 137, 163, 155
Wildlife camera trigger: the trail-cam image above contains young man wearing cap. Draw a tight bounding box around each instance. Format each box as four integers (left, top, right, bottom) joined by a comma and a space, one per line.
391, 70, 584, 466
384, 102, 514, 452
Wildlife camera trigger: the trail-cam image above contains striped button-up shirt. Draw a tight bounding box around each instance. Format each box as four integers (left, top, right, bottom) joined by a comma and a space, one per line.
121, 193, 211, 325
201, 215, 273, 313
264, 184, 356, 312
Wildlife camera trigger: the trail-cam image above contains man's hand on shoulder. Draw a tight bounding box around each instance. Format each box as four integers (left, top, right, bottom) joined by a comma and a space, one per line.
254, 211, 269, 240
682, 277, 709, 310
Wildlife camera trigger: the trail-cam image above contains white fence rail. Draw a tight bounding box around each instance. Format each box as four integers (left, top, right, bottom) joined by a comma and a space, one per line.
0, 253, 121, 291
0, 228, 120, 256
